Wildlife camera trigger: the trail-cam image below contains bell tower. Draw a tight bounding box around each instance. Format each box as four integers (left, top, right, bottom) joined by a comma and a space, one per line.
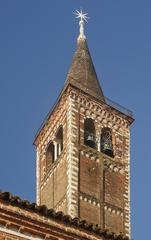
34, 10, 134, 238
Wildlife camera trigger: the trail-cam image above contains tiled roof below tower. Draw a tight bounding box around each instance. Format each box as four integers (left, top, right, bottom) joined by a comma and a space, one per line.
0, 191, 129, 240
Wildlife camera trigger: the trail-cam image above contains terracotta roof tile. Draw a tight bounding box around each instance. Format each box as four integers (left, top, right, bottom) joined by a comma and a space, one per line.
0, 191, 129, 240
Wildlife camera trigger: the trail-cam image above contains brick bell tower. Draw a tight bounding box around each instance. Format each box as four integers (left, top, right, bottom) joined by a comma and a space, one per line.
34, 11, 134, 238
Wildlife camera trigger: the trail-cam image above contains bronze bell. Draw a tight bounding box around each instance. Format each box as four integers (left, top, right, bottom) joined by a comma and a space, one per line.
86, 134, 94, 142
85, 132, 96, 148
103, 142, 112, 151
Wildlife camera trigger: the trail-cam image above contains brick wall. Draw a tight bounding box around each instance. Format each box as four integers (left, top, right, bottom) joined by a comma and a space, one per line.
69, 87, 131, 236
35, 85, 132, 237
35, 92, 68, 212
105, 210, 124, 233
105, 170, 125, 208
80, 200, 100, 225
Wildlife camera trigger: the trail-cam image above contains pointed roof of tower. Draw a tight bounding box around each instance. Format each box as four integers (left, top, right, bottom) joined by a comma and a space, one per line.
64, 10, 105, 101
65, 37, 105, 101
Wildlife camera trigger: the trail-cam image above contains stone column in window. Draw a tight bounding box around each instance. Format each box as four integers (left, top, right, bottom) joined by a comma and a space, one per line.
54, 142, 58, 161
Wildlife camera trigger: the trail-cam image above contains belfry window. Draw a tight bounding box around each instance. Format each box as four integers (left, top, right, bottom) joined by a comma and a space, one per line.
84, 118, 96, 149
55, 126, 63, 158
46, 142, 54, 171
101, 127, 114, 157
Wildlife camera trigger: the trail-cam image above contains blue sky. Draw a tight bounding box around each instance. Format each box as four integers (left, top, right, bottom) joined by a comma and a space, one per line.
0, 1, 150, 239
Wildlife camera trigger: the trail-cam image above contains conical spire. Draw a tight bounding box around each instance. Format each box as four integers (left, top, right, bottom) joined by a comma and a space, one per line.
65, 37, 105, 102
65, 10, 105, 102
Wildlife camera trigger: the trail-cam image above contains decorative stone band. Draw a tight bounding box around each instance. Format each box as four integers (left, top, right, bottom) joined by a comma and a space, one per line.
66, 96, 79, 218
36, 148, 40, 205
124, 159, 131, 237
79, 193, 100, 207
104, 203, 124, 217
103, 159, 125, 174
70, 89, 130, 128
80, 145, 100, 162
35, 92, 68, 147
80, 146, 126, 174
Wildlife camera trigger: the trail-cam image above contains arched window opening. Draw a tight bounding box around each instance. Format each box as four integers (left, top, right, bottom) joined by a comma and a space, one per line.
46, 142, 54, 171
101, 127, 114, 157
84, 118, 96, 149
56, 126, 63, 158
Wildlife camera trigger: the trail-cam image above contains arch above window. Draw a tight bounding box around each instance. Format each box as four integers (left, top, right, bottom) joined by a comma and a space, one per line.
84, 118, 96, 149
100, 127, 114, 157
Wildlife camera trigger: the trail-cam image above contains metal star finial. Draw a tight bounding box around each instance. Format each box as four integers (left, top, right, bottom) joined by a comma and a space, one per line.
74, 9, 90, 40
74, 9, 89, 23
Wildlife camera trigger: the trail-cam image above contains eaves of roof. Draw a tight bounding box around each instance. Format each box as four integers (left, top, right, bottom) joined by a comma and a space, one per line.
0, 191, 129, 240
